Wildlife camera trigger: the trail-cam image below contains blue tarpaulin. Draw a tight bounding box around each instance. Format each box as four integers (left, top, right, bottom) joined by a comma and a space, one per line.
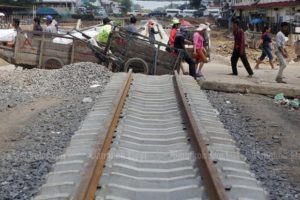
36, 7, 59, 15
250, 18, 263, 24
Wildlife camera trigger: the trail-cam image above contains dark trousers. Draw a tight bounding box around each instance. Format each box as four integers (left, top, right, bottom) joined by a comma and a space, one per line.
231, 49, 253, 75
182, 51, 196, 77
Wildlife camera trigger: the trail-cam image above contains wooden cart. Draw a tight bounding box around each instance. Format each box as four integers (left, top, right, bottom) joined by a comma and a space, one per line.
70, 27, 182, 75
0, 28, 182, 75
107, 28, 182, 75
0, 31, 98, 69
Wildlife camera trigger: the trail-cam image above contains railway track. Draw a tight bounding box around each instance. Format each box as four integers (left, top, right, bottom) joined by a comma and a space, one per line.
35, 71, 267, 200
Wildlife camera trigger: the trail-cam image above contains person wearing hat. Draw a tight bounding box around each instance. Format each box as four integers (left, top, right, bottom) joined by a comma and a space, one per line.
97, 17, 112, 44
168, 18, 180, 49
147, 20, 159, 45
193, 24, 208, 78
45, 15, 57, 33
174, 26, 197, 79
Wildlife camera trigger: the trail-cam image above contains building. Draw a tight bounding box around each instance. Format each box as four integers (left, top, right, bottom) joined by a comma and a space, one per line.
35, 0, 77, 18
0, 5, 32, 24
232, 0, 300, 24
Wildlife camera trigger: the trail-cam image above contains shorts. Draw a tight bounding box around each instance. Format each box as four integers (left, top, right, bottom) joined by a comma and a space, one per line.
259, 47, 273, 61
194, 48, 208, 63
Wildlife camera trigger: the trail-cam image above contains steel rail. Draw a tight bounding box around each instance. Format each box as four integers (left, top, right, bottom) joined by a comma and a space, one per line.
73, 69, 133, 200
73, 70, 227, 200
174, 71, 229, 200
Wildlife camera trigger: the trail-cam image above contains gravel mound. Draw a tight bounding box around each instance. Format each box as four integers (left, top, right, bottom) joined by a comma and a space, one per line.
0, 62, 112, 111
0, 62, 112, 199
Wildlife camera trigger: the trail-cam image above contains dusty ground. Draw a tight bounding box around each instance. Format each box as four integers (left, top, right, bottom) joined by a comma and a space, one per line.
0, 97, 62, 149
211, 28, 297, 64
0, 62, 111, 199
0, 58, 8, 66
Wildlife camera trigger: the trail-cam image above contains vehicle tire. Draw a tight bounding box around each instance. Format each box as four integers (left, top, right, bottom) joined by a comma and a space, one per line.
43, 57, 63, 69
124, 57, 148, 74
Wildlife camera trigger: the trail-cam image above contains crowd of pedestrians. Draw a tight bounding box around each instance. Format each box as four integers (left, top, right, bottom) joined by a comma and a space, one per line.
164, 17, 291, 83
9, 15, 290, 84
229, 19, 290, 83
168, 18, 210, 80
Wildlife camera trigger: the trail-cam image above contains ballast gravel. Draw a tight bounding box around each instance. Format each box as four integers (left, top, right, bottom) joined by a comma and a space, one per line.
205, 90, 300, 200
0, 62, 111, 112
0, 62, 112, 199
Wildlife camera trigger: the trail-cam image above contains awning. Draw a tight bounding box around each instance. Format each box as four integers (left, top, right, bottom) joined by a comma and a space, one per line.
0, 12, 5, 17
36, 7, 59, 15
233, 1, 299, 10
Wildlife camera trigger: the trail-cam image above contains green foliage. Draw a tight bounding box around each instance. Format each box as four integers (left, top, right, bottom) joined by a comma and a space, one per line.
0, 0, 36, 6
190, 0, 201, 9
120, 0, 132, 13
83, 0, 98, 9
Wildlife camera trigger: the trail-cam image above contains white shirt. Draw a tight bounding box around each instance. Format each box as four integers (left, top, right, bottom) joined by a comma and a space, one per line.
45, 24, 57, 33
275, 31, 286, 53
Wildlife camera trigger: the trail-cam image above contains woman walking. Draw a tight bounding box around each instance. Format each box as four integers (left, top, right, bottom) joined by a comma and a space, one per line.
193, 24, 208, 78
148, 20, 159, 45
255, 26, 275, 69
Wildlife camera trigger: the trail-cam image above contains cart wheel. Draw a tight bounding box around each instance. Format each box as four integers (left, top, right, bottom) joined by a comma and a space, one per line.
43, 58, 63, 69
124, 58, 149, 74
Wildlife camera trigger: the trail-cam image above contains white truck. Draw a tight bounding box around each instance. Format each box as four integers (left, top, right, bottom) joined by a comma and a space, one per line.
127, 10, 142, 17
179, 9, 197, 18
126, 10, 148, 17
165, 9, 181, 18
203, 8, 220, 18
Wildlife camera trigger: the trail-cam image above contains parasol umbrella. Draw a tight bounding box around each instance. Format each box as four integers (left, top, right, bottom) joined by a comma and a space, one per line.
250, 18, 263, 24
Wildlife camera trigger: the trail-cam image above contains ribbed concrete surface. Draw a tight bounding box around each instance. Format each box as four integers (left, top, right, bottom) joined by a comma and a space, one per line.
34, 73, 129, 200
34, 73, 268, 200
179, 75, 268, 200
96, 75, 207, 200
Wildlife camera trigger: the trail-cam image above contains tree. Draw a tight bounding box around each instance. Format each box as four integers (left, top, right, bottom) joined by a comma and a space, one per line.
190, 0, 201, 9
120, 0, 131, 13
82, 0, 98, 10
0, 0, 36, 6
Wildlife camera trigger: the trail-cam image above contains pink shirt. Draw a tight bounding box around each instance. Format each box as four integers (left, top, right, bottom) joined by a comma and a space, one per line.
193, 32, 204, 50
